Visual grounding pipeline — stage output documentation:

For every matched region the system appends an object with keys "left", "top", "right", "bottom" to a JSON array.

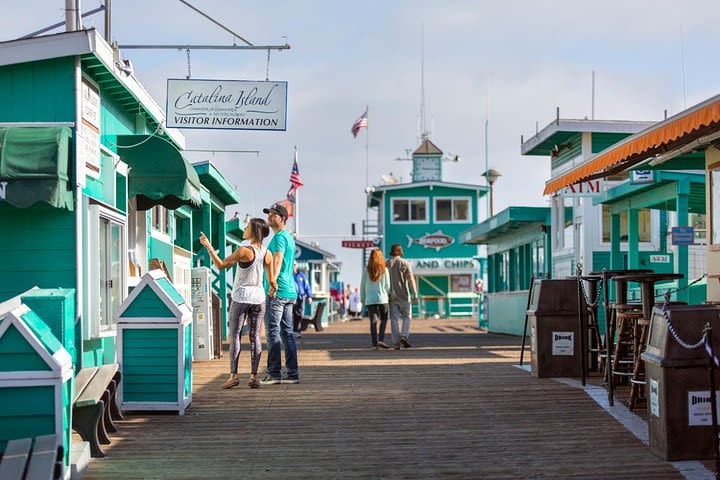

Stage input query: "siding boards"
[
  {"left": 0, "top": 324, "right": 52, "bottom": 371},
  {"left": 0, "top": 385, "right": 55, "bottom": 452},
  {"left": 0, "top": 57, "right": 75, "bottom": 122},
  {"left": 120, "top": 288, "right": 174, "bottom": 318},
  {"left": 0, "top": 204, "right": 76, "bottom": 302},
  {"left": 122, "top": 328, "right": 178, "bottom": 402}
]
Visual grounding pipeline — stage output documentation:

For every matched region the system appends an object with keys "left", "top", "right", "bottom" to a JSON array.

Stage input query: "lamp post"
[{"left": 482, "top": 168, "right": 501, "bottom": 218}]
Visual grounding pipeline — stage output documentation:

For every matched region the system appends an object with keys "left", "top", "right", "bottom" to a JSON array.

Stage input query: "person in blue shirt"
[
  {"left": 292, "top": 261, "right": 313, "bottom": 336},
  {"left": 260, "top": 203, "right": 300, "bottom": 385}
]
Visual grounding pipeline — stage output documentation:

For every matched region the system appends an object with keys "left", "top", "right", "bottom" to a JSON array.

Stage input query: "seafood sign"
[{"left": 406, "top": 231, "right": 455, "bottom": 251}]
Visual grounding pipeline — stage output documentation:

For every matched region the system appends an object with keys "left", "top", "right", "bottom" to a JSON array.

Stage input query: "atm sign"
[{"left": 559, "top": 180, "right": 605, "bottom": 197}]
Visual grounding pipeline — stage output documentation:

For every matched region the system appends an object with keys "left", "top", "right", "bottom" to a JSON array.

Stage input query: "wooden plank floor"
[{"left": 83, "top": 318, "right": 685, "bottom": 479}]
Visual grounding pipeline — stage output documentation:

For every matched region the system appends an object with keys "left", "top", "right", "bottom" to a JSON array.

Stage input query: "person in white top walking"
[{"left": 200, "top": 218, "right": 276, "bottom": 389}]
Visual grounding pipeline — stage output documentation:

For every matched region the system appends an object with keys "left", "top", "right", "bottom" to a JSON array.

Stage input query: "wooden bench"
[
  {"left": 300, "top": 302, "right": 325, "bottom": 332},
  {"left": 0, "top": 435, "right": 62, "bottom": 480},
  {"left": 71, "top": 363, "right": 123, "bottom": 458}
]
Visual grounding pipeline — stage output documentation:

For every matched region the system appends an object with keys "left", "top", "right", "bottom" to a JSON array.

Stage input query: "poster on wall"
[
  {"left": 166, "top": 79, "right": 288, "bottom": 131},
  {"left": 79, "top": 77, "right": 101, "bottom": 180}
]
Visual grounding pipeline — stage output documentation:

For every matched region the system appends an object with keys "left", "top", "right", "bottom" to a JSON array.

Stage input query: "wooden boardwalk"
[{"left": 83, "top": 318, "right": 689, "bottom": 479}]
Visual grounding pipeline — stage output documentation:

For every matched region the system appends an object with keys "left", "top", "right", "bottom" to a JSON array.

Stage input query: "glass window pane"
[
  {"left": 638, "top": 209, "right": 651, "bottom": 243},
  {"left": 410, "top": 200, "right": 426, "bottom": 221},
  {"left": 110, "top": 223, "right": 122, "bottom": 328},
  {"left": 393, "top": 200, "right": 409, "bottom": 221},
  {"left": 99, "top": 218, "right": 108, "bottom": 328},
  {"left": 713, "top": 170, "right": 720, "bottom": 244},
  {"left": 453, "top": 200, "right": 469, "bottom": 221},
  {"left": 436, "top": 199, "right": 452, "bottom": 221}
]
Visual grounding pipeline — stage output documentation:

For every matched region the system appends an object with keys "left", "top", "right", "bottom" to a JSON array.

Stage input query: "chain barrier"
[
  {"left": 661, "top": 292, "right": 706, "bottom": 350},
  {"left": 655, "top": 273, "right": 707, "bottom": 298},
  {"left": 577, "top": 263, "right": 603, "bottom": 308}
]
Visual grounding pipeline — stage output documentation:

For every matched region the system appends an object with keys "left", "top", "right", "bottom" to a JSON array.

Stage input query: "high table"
[{"left": 607, "top": 272, "right": 684, "bottom": 406}]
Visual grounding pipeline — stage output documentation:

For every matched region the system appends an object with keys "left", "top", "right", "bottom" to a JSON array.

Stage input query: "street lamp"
[{"left": 482, "top": 168, "right": 501, "bottom": 217}]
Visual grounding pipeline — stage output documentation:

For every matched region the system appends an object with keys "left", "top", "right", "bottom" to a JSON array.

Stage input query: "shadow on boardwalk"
[{"left": 83, "top": 318, "right": 683, "bottom": 480}]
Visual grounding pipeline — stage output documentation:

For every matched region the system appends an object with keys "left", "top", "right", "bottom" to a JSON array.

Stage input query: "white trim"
[
  {"left": 372, "top": 180, "right": 487, "bottom": 193},
  {"left": 0, "top": 371, "right": 66, "bottom": 381},
  {"left": 0, "top": 377, "right": 59, "bottom": 387},
  {"left": 0, "top": 308, "right": 72, "bottom": 374},
  {"left": 390, "top": 197, "right": 430, "bottom": 224},
  {"left": 120, "top": 401, "right": 183, "bottom": 411},
  {"left": 433, "top": 196, "right": 473, "bottom": 224}
]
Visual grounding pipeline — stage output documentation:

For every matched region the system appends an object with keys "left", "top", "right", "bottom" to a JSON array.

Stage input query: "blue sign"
[
  {"left": 671, "top": 226, "right": 695, "bottom": 246},
  {"left": 631, "top": 170, "right": 655, "bottom": 185}
]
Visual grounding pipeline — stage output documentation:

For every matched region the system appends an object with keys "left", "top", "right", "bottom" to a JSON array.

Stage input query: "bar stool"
[
  {"left": 628, "top": 300, "right": 689, "bottom": 409},
  {"left": 609, "top": 304, "right": 643, "bottom": 386}
]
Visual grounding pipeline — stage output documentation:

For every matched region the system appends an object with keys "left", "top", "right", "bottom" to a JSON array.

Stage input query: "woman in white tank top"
[{"left": 200, "top": 218, "right": 276, "bottom": 389}]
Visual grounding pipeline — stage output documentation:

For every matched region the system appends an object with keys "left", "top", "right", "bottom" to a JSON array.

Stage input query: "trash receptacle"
[
  {"left": 528, "top": 278, "right": 581, "bottom": 378},
  {"left": 21, "top": 288, "right": 77, "bottom": 369},
  {"left": 642, "top": 304, "right": 720, "bottom": 461},
  {"left": 117, "top": 270, "right": 193, "bottom": 415}
]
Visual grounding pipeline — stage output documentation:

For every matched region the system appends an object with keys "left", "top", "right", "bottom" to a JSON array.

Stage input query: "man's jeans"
[
  {"left": 265, "top": 296, "right": 299, "bottom": 378},
  {"left": 390, "top": 301, "right": 412, "bottom": 343}
]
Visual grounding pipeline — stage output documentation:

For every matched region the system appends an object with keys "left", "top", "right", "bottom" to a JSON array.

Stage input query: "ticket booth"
[{"left": 116, "top": 270, "right": 193, "bottom": 415}]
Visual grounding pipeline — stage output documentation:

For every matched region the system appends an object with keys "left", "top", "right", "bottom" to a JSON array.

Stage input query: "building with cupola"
[{"left": 367, "top": 138, "right": 487, "bottom": 318}]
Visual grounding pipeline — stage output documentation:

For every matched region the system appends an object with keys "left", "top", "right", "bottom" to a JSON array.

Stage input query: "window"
[
  {"left": 601, "top": 205, "right": 651, "bottom": 243},
  {"left": 391, "top": 198, "right": 428, "bottom": 223},
  {"left": 95, "top": 213, "right": 125, "bottom": 333},
  {"left": 711, "top": 164, "right": 720, "bottom": 246},
  {"left": 435, "top": 197, "right": 471, "bottom": 223},
  {"left": 552, "top": 196, "right": 573, "bottom": 250},
  {"left": 151, "top": 205, "right": 171, "bottom": 235},
  {"left": 690, "top": 213, "right": 706, "bottom": 242},
  {"left": 450, "top": 274, "right": 472, "bottom": 292}
]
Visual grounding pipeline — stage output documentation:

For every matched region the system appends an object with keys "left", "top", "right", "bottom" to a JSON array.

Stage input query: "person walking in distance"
[
  {"left": 360, "top": 248, "right": 391, "bottom": 349},
  {"left": 260, "top": 203, "right": 300, "bottom": 385},
  {"left": 386, "top": 244, "right": 418, "bottom": 349},
  {"left": 199, "top": 219, "right": 275, "bottom": 389},
  {"left": 292, "top": 261, "right": 312, "bottom": 336}
]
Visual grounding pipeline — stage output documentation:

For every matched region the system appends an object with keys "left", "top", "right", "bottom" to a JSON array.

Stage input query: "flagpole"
[{"left": 294, "top": 145, "right": 299, "bottom": 236}]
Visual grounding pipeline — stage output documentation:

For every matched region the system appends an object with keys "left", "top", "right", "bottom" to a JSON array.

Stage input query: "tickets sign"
[
  {"left": 341, "top": 240, "right": 377, "bottom": 249},
  {"left": 166, "top": 79, "right": 287, "bottom": 131}
]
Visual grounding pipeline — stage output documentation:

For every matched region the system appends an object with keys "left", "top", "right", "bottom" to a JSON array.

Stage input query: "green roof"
[
  {"left": 460, "top": 207, "right": 550, "bottom": 244},
  {"left": 593, "top": 171, "right": 706, "bottom": 214},
  {"left": 193, "top": 161, "right": 241, "bottom": 206},
  {"left": 521, "top": 119, "right": 656, "bottom": 156},
  {"left": 225, "top": 217, "right": 245, "bottom": 245}
]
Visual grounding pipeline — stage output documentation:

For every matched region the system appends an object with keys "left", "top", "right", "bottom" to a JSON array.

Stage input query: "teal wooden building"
[
  {"left": 116, "top": 270, "right": 193, "bottom": 414},
  {"left": 368, "top": 138, "right": 487, "bottom": 317},
  {"left": 461, "top": 207, "right": 552, "bottom": 335},
  {"left": 296, "top": 239, "right": 341, "bottom": 326},
  {"left": 0, "top": 298, "right": 74, "bottom": 469}
]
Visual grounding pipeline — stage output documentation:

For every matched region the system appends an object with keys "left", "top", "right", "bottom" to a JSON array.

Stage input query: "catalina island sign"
[{"left": 166, "top": 79, "right": 287, "bottom": 131}]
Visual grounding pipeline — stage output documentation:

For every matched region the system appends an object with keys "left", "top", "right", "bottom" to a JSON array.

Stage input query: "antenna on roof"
[
  {"left": 419, "top": 25, "right": 429, "bottom": 140},
  {"left": 591, "top": 70, "right": 595, "bottom": 120}
]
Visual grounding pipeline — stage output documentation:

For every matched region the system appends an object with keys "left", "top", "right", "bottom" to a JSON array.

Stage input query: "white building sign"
[
  {"left": 166, "top": 79, "right": 287, "bottom": 131},
  {"left": 559, "top": 179, "right": 604, "bottom": 197},
  {"left": 410, "top": 257, "right": 479, "bottom": 275},
  {"left": 79, "top": 77, "right": 101, "bottom": 180}
]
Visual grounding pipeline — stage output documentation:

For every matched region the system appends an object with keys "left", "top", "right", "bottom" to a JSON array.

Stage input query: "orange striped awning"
[{"left": 543, "top": 96, "right": 720, "bottom": 195}]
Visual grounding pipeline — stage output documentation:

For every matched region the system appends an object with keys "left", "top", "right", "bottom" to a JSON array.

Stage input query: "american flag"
[
  {"left": 351, "top": 107, "right": 368, "bottom": 138},
  {"left": 289, "top": 156, "right": 303, "bottom": 189}
]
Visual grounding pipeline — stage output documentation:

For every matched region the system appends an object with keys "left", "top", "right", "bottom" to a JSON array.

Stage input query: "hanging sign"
[
  {"left": 78, "top": 76, "right": 101, "bottom": 180},
  {"left": 411, "top": 257, "right": 478, "bottom": 275},
  {"left": 559, "top": 179, "right": 604, "bottom": 197},
  {"left": 341, "top": 240, "right": 378, "bottom": 249},
  {"left": 406, "top": 230, "right": 455, "bottom": 251},
  {"left": 166, "top": 79, "right": 287, "bottom": 131},
  {"left": 631, "top": 170, "right": 655, "bottom": 185},
  {"left": 671, "top": 226, "right": 695, "bottom": 246}
]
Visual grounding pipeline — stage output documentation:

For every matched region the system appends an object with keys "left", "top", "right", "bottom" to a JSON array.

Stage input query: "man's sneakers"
[
  {"left": 260, "top": 374, "right": 281, "bottom": 385},
  {"left": 400, "top": 336, "right": 412, "bottom": 348},
  {"left": 281, "top": 373, "right": 300, "bottom": 384},
  {"left": 377, "top": 341, "right": 391, "bottom": 349}
]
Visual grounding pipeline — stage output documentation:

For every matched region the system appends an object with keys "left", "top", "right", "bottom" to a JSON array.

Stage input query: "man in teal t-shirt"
[{"left": 260, "top": 203, "right": 299, "bottom": 384}]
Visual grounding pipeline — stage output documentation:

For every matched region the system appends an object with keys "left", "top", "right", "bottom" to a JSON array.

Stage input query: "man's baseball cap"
[{"left": 263, "top": 203, "right": 289, "bottom": 221}]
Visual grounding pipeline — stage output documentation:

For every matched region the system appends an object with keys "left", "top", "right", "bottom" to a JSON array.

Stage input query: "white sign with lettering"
[
  {"left": 650, "top": 379, "right": 660, "bottom": 417},
  {"left": 559, "top": 179, "right": 605, "bottom": 197},
  {"left": 688, "top": 391, "right": 720, "bottom": 426},
  {"left": 552, "top": 331, "right": 574, "bottom": 356},
  {"left": 650, "top": 254, "right": 671, "bottom": 264},
  {"left": 410, "top": 257, "right": 479, "bottom": 275},
  {"left": 79, "top": 77, "right": 101, "bottom": 180},
  {"left": 166, "top": 79, "right": 287, "bottom": 131}
]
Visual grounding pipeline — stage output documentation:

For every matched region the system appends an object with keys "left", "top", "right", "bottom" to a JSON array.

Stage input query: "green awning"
[
  {"left": 0, "top": 127, "right": 73, "bottom": 210},
  {"left": 116, "top": 135, "right": 202, "bottom": 210}
]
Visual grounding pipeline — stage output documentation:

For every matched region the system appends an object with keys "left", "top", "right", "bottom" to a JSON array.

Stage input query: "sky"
[{"left": 3, "top": 0, "right": 720, "bottom": 285}]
